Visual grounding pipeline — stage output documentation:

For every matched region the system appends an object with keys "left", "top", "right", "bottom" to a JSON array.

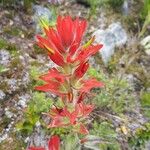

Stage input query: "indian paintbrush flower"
[{"left": 35, "top": 15, "right": 103, "bottom": 138}]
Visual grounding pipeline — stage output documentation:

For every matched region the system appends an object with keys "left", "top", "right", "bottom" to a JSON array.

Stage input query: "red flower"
[
  {"left": 36, "top": 16, "right": 87, "bottom": 66},
  {"left": 46, "top": 103, "right": 94, "bottom": 134},
  {"left": 36, "top": 16, "right": 102, "bottom": 67},
  {"left": 28, "top": 135, "right": 60, "bottom": 150},
  {"left": 35, "top": 15, "right": 104, "bottom": 138}
]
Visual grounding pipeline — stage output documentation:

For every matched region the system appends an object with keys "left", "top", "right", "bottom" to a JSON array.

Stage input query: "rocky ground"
[{"left": 0, "top": 0, "right": 150, "bottom": 150}]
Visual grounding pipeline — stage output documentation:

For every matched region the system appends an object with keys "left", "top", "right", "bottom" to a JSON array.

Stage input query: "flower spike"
[{"left": 35, "top": 15, "right": 104, "bottom": 142}]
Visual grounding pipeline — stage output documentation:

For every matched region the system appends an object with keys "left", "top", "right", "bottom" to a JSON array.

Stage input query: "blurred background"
[{"left": 0, "top": 0, "right": 150, "bottom": 150}]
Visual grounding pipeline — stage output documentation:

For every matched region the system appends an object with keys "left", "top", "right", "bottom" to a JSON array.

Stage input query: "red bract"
[
  {"left": 28, "top": 135, "right": 60, "bottom": 150},
  {"left": 35, "top": 68, "right": 68, "bottom": 96},
  {"left": 46, "top": 103, "right": 94, "bottom": 134},
  {"left": 74, "top": 62, "right": 89, "bottom": 79},
  {"left": 80, "top": 79, "right": 104, "bottom": 93},
  {"left": 74, "top": 44, "right": 103, "bottom": 64}
]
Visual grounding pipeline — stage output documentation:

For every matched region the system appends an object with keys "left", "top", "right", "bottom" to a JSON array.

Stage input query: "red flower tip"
[{"left": 48, "top": 135, "right": 60, "bottom": 150}]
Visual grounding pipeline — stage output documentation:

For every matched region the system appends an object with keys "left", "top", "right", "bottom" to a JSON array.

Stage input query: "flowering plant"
[{"left": 29, "top": 16, "right": 103, "bottom": 149}]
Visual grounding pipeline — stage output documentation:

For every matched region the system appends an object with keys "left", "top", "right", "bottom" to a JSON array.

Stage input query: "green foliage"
[
  {"left": 16, "top": 92, "right": 53, "bottom": 134},
  {"left": 0, "top": 38, "right": 8, "bottom": 49},
  {"left": 29, "top": 65, "right": 45, "bottom": 88},
  {"left": 106, "top": 0, "right": 124, "bottom": 9},
  {"left": 0, "top": 65, "right": 9, "bottom": 73},
  {"left": 49, "top": 127, "right": 69, "bottom": 138},
  {"left": 87, "top": 0, "right": 124, "bottom": 18},
  {"left": 140, "top": 92, "right": 150, "bottom": 118},
  {"left": 129, "top": 123, "right": 150, "bottom": 149},
  {"left": 87, "top": 0, "right": 102, "bottom": 18},
  {"left": 90, "top": 121, "right": 120, "bottom": 150},
  {"left": 141, "top": 0, "right": 150, "bottom": 19},
  {"left": 139, "top": 0, "right": 150, "bottom": 36},
  {"left": 88, "top": 67, "right": 133, "bottom": 114},
  {"left": 62, "top": 134, "right": 81, "bottom": 150}
]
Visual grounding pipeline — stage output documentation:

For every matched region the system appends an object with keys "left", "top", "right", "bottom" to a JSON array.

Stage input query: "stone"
[
  {"left": 108, "top": 22, "right": 127, "bottom": 47},
  {"left": 93, "top": 22, "right": 127, "bottom": 64},
  {"left": 48, "top": 0, "right": 64, "bottom": 4},
  {"left": 18, "top": 94, "right": 31, "bottom": 108},
  {"left": 7, "top": 78, "right": 18, "bottom": 92},
  {"left": 122, "top": 0, "right": 129, "bottom": 16},
  {"left": 5, "top": 108, "right": 14, "bottom": 118},
  {"left": 140, "top": 36, "right": 150, "bottom": 55},
  {"left": 33, "top": 5, "right": 52, "bottom": 34},
  {"left": 0, "top": 50, "right": 11, "bottom": 66},
  {"left": 0, "top": 90, "right": 6, "bottom": 100}
]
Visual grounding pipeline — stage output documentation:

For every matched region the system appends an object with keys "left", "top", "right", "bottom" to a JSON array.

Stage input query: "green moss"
[
  {"left": 3, "top": 26, "right": 22, "bottom": 37},
  {"left": 0, "top": 38, "right": 8, "bottom": 49},
  {"left": 0, "top": 65, "right": 9, "bottom": 73},
  {"left": 141, "top": 92, "right": 150, "bottom": 107},
  {"left": 0, "top": 81, "right": 9, "bottom": 93},
  {"left": 141, "top": 92, "right": 150, "bottom": 118},
  {"left": 0, "top": 38, "right": 18, "bottom": 56}
]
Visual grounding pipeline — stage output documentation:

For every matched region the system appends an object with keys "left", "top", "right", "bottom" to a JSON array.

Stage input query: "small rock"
[
  {"left": 0, "top": 90, "right": 6, "bottom": 100},
  {"left": 0, "top": 133, "right": 8, "bottom": 143},
  {"left": 22, "top": 71, "right": 30, "bottom": 87},
  {"left": 140, "top": 36, "right": 150, "bottom": 55},
  {"left": 7, "top": 78, "right": 18, "bottom": 92},
  {"left": 18, "top": 94, "right": 31, "bottom": 108},
  {"left": 48, "top": 0, "right": 64, "bottom": 4},
  {"left": 93, "top": 22, "right": 127, "bottom": 64},
  {"left": 33, "top": 5, "right": 52, "bottom": 34},
  {"left": 0, "top": 50, "right": 11, "bottom": 66},
  {"left": 5, "top": 108, "right": 13, "bottom": 118},
  {"left": 122, "top": 0, "right": 129, "bottom": 16},
  {"left": 109, "top": 23, "right": 127, "bottom": 47}
]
